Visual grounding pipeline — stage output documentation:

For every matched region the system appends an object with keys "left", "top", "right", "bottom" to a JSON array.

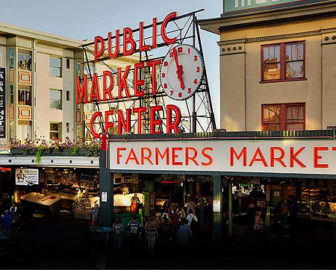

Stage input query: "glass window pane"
[
  {"left": 49, "top": 67, "right": 61, "bottom": 77},
  {"left": 263, "top": 105, "right": 281, "bottom": 123},
  {"left": 50, "top": 57, "right": 61, "bottom": 67},
  {"left": 263, "top": 123, "right": 281, "bottom": 131},
  {"left": 298, "top": 43, "right": 304, "bottom": 60},
  {"left": 263, "top": 63, "right": 280, "bottom": 80},
  {"left": 286, "top": 123, "right": 304, "bottom": 130},
  {"left": 286, "top": 61, "right": 304, "bottom": 79},
  {"left": 263, "top": 46, "right": 280, "bottom": 63}
]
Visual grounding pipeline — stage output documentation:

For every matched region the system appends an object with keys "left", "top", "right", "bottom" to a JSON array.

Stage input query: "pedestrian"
[
  {"left": 281, "top": 200, "right": 290, "bottom": 237},
  {"left": 144, "top": 216, "right": 158, "bottom": 256},
  {"left": 246, "top": 202, "right": 256, "bottom": 240},
  {"left": 9, "top": 203, "right": 17, "bottom": 216},
  {"left": 0, "top": 210, "right": 12, "bottom": 234},
  {"left": 185, "top": 197, "right": 197, "bottom": 215},
  {"left": 91, "top": 203, "right": 99, "bottom": 227},
  {"left": 112, "top": 217, "right": 124, "bottom": 254},
  {"left": 130, "top": 194, "right": 140, "bottom": 213},
  {"left": 127, "top": 214, "right": 141, "bottom": 253},
  {"left": 199, "top": 196, "right": 207, "bottom": 227},
  {"left": 176, "top": 204, "right": 186, "bottom": 222},
  {"left": 176, "top": 219, "right": 192, "bottom": 259},
  {"left": 253, "top": 208, "right": 264, "bottom": 245},
  {"left": 186, "top": 209, "right": 198, "bottom": 227}
]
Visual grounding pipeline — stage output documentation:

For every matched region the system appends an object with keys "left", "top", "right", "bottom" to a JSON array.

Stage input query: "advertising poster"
[
  {"left": 15, "top": 168, "right": 39, "bottom": 186},
  {"left": 0, "top": 68, "right": 5, "bottom": 138}
]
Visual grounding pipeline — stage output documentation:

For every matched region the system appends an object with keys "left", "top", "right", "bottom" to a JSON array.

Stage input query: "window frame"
[
  {"left": 261, "top": 103, "right": 306, "bottom": 131},
  {"left": 49, "top": 89, "right": 63, "bottom": 110},
  {"left": 49, "top": 122, "right": 62, "bottom": 140},
  {"left": 261, "top": 41, "right": 306, "bottom": 83},
  {"left": 49, "top": 56, "right": 62, "bottom": 78}
]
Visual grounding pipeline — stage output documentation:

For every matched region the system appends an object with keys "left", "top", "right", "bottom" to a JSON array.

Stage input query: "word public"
[{"left": 76, "top": 12, "right": 181, "bottom": 138}]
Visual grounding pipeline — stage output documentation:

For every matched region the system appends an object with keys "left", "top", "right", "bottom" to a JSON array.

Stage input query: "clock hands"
[{"left": 172, "top": 47, "right": 185, "bottom": 90}]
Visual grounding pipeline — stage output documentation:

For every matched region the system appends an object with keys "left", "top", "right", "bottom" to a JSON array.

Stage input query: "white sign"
[
  {"left": 213, "top": 200, "right": 221, "bottom": 213},
  {"left": 109, "top": 139, "right": 336, "bottom": 176},
  {"left": 102, "top": 192, "right": 108, "bottom": 203},
  {"left": 15, "top": 168, "right": 39, "bottom": 186}
]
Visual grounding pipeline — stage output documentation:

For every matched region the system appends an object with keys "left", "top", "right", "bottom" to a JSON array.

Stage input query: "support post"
[
  {"left": 99, "top": 136, "right": 113, "bottom": 227},
  {"left": 212, "top": 175, "right": 222, "bottom": 247},
  {"left": 228, "top": 181, "right": 232, "bottom": 237}
]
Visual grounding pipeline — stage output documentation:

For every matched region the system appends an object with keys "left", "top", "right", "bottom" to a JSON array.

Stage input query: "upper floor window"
[
  {"left": 18, "top": 84, "right": 32, "bottom": 106},
  {"left": 9, "top": 48, "right": 14, "bottom": 68},
  {"left": 49, "top": 89, "right": 62, "bottom": 110},
  {"left": 261, "top": 41, "right": 305, "bottom": 82},
  {"left": 84, "top": 63, "right": 94, "bottom": 77},
  {"left": 49, "top": 56, "right": 62, "bottom": 77},
  {"left": 18, "top": 49, "right": 32, "bottom": 71},
  {"left": 262, "top": 103, "right": 305, "bottom": 131}
]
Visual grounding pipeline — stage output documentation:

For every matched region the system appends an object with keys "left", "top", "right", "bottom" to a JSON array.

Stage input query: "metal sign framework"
[{"left": 80, "top": 9, "right": 216, "bottom": 139}]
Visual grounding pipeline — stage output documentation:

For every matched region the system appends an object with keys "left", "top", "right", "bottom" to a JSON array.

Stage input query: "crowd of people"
[{"left": 94, "top": 193, "right": 209, "bottom": 258}]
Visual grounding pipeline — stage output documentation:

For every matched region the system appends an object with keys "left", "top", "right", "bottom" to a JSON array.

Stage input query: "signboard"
[
  {"left": 213, "top": 200, "right": 221, "bottom": 212},
  {"left": 15, "top": 168, "right": 39, "bottom": 186},
  {"left": 0, "top": 68, "right": 5, "bottom": 138},
  {"left": 110, "top": 139, "right": 336, "bottom": 176},
  {"left": 101, "top": 192, "right": 108, "bottom": 202},
  {"left": 224, "top": 0, "right": 329, "bottom": 13}
]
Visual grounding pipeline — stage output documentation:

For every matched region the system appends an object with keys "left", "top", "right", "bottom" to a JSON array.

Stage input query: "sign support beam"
[{"left": 99, "top": 147, "right": 113, "bottom": 227}]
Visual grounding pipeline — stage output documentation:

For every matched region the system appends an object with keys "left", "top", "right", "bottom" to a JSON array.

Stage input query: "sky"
[{"left": 1, "top": 0, "right": 221, "bottom": 126}]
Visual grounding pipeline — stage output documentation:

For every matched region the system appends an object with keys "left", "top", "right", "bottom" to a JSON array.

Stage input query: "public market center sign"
[{"left": 109, "top": 138, "right": 336, "bottom": 176}]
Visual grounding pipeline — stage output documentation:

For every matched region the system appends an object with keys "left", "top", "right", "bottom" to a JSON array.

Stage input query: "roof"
[
  {"left": 198, "top": 0, "right": 336, "bottom": 35},
  {"left": 0, "top": 21, "right": 84, "bottom": 49}
]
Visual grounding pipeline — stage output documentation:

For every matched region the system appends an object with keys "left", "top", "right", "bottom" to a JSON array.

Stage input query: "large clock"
[{"left": 160, "top": 44, "right": 204, "bottom": 101}]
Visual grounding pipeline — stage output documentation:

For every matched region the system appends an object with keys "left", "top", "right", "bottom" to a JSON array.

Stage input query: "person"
[
  {"left": 281, "top": 200, "right": 290, "bottom": 237},
  {"left": 185, "top": 197, "right": 197, "bottom": 215},
  {"left": 176, "top": 219, "right": 192, "bottom": 258},
  {"left": 144, "top": 216, "right": 158, "bottom": 256},
  {"left": 127, "top": 214, "right": 141, "bottom": 251},
  {"left": 112, "top": 217, "right": 124, "bottom": 254},
  {"left": 246, "top": 202, "right": 256, "bottom": 240},
  {"left": 9, "top": 203, "right": 17, "bottom": 216},
  {"left": 176, "top": 204, "right": 186, "bottom": 222},
  {"left": 0, "top": 210, "right": 12, "bottom": 233},
  {"left": 91, "top": 204, "right": 99, "bottom": 226},
  {"left": 253, "top": 208, "right": 264, "bottom": 245},
  {"left": 198, "top": 196, "right": 208, "bottom": 227},
  {"left": 16, "top": 170, "right": 26, "bottom": 183},
  {"left": 130, "top": 193, "right": 140, "bottom": 213},
  {"left": 186, "top": 209, "right": 198, "bottom": 227}
]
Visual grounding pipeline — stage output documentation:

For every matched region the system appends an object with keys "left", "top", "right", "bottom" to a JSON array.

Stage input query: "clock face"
[{"left": 160, "top": 44, "right": 204, "bottom": 101}]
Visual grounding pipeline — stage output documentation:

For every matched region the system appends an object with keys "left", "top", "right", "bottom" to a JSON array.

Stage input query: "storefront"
[{"left": 98, "top": 129, "right": 336, "bottom": 245}]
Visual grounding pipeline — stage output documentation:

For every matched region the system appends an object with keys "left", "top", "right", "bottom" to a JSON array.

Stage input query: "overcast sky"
[{"left": 1, "top": 0, "right": 221, "bottom": 125}]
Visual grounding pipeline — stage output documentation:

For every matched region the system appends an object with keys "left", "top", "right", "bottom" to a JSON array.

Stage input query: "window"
[
  {"left": 9, "top": 48, "right": 14, "bottom": 68},
  {"left": 50, "top": 122, "right": 62, "bottom": 140},
  {"left": 66, "top": 122, "right": 70, "bottom": 133},
  {"left": 261, "top": 41, "right": 305, "bottom": 82},
  {"left": 66, "top": 58, "right": 70, "bottom": 69},
  {"left": 76, "top": 61, "right": 81, "bottom": 77},
  {"left": 10, "top": 85, "right": 14, "bottom": 104},
  {"left": 49, "top": 89, "right": 62, "bottom": 109},
  {"left": 66, "top": 91, "right": 70, "bottom": 101},
  {"left": 18, "top": 49, "right": 32, "bottom": 71},
  {"left": 18, "top": 85, "right": 32, "bottom": 106},
  {"left": 49, "top": 56, "right": 62, "bottom": 77},
  {"left": 262, "top": 103, "right": 305, "bottom": 131}
]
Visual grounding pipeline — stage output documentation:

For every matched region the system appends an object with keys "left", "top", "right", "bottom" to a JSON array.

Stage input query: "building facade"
[{"left": 199, "top": 0, "right": 336, "bottom": 132}]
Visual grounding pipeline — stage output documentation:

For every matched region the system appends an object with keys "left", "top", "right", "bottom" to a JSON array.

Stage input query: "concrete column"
[
  {"left": 213, "top": 175, "right": 222, "bottom": 247},
  {"left": 99, "top": 149, "right": 113, "bottom": 227}
]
